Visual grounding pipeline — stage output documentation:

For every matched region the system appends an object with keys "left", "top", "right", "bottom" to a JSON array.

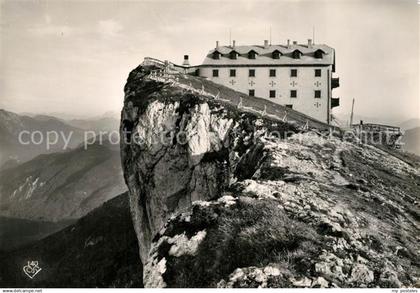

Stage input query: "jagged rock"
[
  {"left": 120, "top": 64, "right": 420, "bottom": 288},
  {"left": 290, "top": 276, "right": 312, "bottom": 287},
  {"left": 314, "top": 252, "right": 347, "bottom": 281},
  {"left": 221, "top": 267, "right": 268, "bottom": 288},
  {"left": 167, "top": 230, "right": 207, "bottom": 257},
  {"left": 122, "top": 98, "right": 234, "bottom": 262},
  {"left": 120, "top": 66, "right": 298, "bottom": 263},
  {"left": 143, "top": 256, "right": 166, "bottom": 288},
  {"left": 379, "top": 270, "right": 402, "bottom": 288},
  {"left": 349, "top": 264, "right": 374, "bottom": 286},
  {"left": 312, "top": 276, "right": 330, "bottom": 288},
  {"left": 218, "top": 266, "right": 286, "bottom": 288}
]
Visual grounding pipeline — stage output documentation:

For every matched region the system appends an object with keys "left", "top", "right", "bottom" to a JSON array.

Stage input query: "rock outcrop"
[{"left": 121, "top": 64, "right": 420, "bottom": 288}]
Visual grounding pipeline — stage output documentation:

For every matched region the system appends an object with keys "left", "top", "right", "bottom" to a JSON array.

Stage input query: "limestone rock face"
[
  {"left": 121, "top": 65, "right": 420, "bottom": 288},
  {"left": 120, "top": 65, "right": 296, "bottom": 264}
]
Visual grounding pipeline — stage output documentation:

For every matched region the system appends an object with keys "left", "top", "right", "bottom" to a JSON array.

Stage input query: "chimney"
[
  {"left": 264, "top": 39, "right": 269, "bottom": 48},
  {"left": 308, "top": 39, "right": 313, "bottom": 48},
  {"left": 216, "top": 41, "right": 219, "bottom": 48},
  {"left": 287, "top": 39, "right": 290, "bottom": 48},
  {"left": 293, "top": 41, "right": 297, "bottom": 45},
  {"left": 232, "top": 40, "right": 236, "bottom": 48},
  {"left": 182, "top": 55, "right": 190, "bottom": 66}
]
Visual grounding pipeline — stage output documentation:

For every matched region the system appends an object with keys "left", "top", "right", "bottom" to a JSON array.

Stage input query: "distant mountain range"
[
  {"left": 0, "top": 141, "right": 126, "bottom": 222},
  {"left": 334, "top": 113, "right": 420, "bottom": 129},
  {"left": 0, "top": 109, "right": 121, "bottom": 169},
  {"left": 0, "top": 109, "right": 126, "bottom": 251},
  {"left": 65, "top": 116, "right": 120, "bottom": 133},
  {"left": 333, "top": 112, "right": 419, "bottom": 156},
  {"left": 19, "top": 111, "right": 120, "bottom": 122},
  {"left": 0, "top": 193, "right": 143, "bottom": 288},
  {"left": 401, "top": 127, "right": 420, "bottom": 156},
  {"left": 333, "top": 113, "right": 397, "bottom": 128},
  {"left": 0, "top": 109, "right": 85, "bottom": 167},
  {"left": 399, "top": 118, "right": 420, "bottom": 130},
  {"left": 397, "top": 119, "right": 419, "bottom": 156}
]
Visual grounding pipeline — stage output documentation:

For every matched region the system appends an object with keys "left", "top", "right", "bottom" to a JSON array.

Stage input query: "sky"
[{"left": 0, "top": 0, "right": 419, "bottom": 123}]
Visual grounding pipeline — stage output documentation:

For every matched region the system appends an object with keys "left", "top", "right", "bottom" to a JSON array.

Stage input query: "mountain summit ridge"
[{"left": 120, "top": 64, "right": 420, "bottom": 288}]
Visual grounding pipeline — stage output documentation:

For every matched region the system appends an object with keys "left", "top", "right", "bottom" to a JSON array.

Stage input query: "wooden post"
[
  {"left": 261, "top": 105, "right": 267, "bottom": 117},
  {"left": 282, "top": 112, "right": 288, "bottom": 122},
  {"left": 237, "top": 97, "right": 243, "bottom": 109}
]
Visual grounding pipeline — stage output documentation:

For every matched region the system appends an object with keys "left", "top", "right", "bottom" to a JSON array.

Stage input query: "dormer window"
[
  {"left": 272, "top": 50, "right": 281, "bottom": 59},
  {"left": 314, "top": 49, "right": 324, "bottom": 59},
  {"left": 292, "top": 50, "right": 302, "bottom": 59},
  {"left": 212, "top": 51, "right": 221, "bottom": 60},
  {"left": 229, "top": 51, "right": 239, "bottom": 60},
  {"left": 248, "top": 50, "right": 257, "bottom": 59}
]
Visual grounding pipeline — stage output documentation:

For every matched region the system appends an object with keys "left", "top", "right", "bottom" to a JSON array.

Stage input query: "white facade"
[{"left": 198, "top": 40, "right": 339, "bottom": 124}]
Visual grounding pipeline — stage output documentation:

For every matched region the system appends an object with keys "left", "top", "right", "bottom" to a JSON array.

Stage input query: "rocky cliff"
[{"left": 120, "top": 64, "right": 420, "bottom": 288}]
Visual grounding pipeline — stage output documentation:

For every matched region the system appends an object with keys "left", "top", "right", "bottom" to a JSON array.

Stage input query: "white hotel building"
[{"left": 197, "top": 39, "right": 340, "bottom": 124}]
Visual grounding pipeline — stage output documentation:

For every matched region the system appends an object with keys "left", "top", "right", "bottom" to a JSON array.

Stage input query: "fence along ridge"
[{"left": 147, "top": 67, "right": 330, "bottom": 130}]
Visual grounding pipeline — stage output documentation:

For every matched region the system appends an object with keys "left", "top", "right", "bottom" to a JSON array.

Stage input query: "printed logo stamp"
[{"left": 23, "top": 261, "right": 42, "bottom": 279}]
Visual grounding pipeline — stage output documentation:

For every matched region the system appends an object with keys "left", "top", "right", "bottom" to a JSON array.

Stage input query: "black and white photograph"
[{"left": 0, "top": 0, "right": 419, "bottom": 290}]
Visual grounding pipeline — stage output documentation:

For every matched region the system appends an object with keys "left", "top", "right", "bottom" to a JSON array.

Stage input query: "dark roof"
[{"left": 201, "top": 43, "right": 335, "bottom": 66}]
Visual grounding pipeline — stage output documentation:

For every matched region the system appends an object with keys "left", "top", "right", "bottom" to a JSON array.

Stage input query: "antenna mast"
[
  {"left": 269, "top": 26, "right": 272, "bottom": 45},
  {"left": 313, "top": 25, "right": 315, "bottom": 44},
  {"left": 349, "top": 98, "right": 355, "bottom": 127},
  {"left": 229, "top": 28, "right": 232, "bottom": 47}
]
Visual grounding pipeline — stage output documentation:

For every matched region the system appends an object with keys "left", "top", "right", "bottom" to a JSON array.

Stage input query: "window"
[
  {"left": 315, "top": 69, "right": 321, "bottom": 77},
  {"left": 249, "top": 69, "right": 255, "bottom": 77},
  {"left": 290, "top": 69, "right": 297, "bottom": 77},
  {"left": 212, "top": 69, "right": 219, "bottom": 77},
  {"left": 212, "top": 51, "right": 220, "bottom": 60},
  {"left": 229, "top": 51, "right": 238, "bottom": 59},
  {"left": 292, "top": 50, "right": 301, "bottom": 59},
  {"left": 285, "top": 104, "right": 293, "bottom": 109},
  {"left": 272, "top": 51, "right": 280, "bottom": 59},
  {"left": 314, "top": 90, "right": 321, "bottom": 98},
  {"left": 248, "top": 51, "right": 257, "bottom": 59},
  {"left": 269, "top": 90, "right": 276, "bottom": 98},
  {"left": 314, "top": 50, "right": 324, "bottom": 59},
  {"left": 290, "top": 90, "right": 297, "bottom": 98},
  {"left": 249, "top": 89, "right": 255, "bottom": 97},
  {"left": 269, "top": 69, "right": 276, "bottom": 77},
  {"left": 230, "top": 69, "right": 236, "bottom": 77}
]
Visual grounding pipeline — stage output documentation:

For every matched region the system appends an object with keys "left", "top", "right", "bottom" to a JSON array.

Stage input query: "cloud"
[
  {"left": 28, "top": 19, "right": 123, "bottom": 39},
  {"left": 97, "top": 19, "right": 123, "bottom": 37},
  {"left": 44, "top": 14, "right": 51, "bottom": 25},
  {"left": 28, "top": 25, "right": 75, "bottom": 37}
]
